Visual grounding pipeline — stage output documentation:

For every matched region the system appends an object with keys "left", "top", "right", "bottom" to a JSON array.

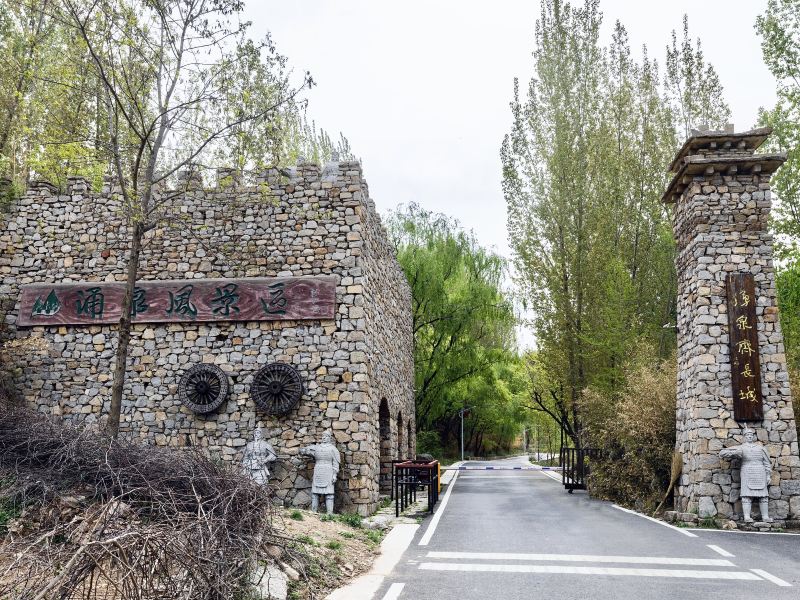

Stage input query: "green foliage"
[
  {"left": 757, "top": 0, "right": 800, "bottom": 259},
  {"left": 289, "top": 509, "right": 304, "bottom": 521},
  {"left": 336, "top": 512, "right": 363, "bottom": 529},
  {"left": 0, "top": 1, "right": 107, "bottom": 189},
  {"left": 363, "top": 529, "right": 383, "bottom": 545},
  {"left": 325, "top": 540, "right": 342, "bottom": 550},
  {"left": 388, "top": 204, "right": 529, "bottom": 456},
  {"left": 296, "top": 534, "right": 317, "bottom": 546},
  {"left": 665, "top": 15, "right": 732, "bottom": 138},
  {"left": 582, "top": 346, "right": 677, "bottom": 510},
  {"left": 0, "top": 494, "right": 21, "bottom": 536},
  {"left": 415, "top": 430, "right": 445, "bottom": 457},
  {"left": 777, "top": 262, "right": 800, "bottom": 372},
  {"left": 502, "top": 1, "right": 729, "bottom": 444}
]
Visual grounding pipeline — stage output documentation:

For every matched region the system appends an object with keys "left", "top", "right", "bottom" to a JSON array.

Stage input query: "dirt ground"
[{"left": 273, "top": 508, "right": 386, "bottom": 599}]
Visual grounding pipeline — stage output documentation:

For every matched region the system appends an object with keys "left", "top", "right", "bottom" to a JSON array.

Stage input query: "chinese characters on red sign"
[
  {"left": 18, "top": 277, "right": 336, "bottom": 326},
  {"left": 726, "top": 273, "right": 763, "bottom": 421}
]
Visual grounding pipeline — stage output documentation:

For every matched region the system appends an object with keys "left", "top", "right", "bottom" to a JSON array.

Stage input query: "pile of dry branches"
[{"left": 0, "top": 405, "right": 282, "bottom": 599}]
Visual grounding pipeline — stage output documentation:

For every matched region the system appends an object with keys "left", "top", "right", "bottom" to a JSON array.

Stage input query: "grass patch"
[
  {"left": 699, "top": 517, "right": 719, "bottom": 529},
  {"left": 363, "top": 529, "right": 383, "bottom": 545},
  {"left": 289, "top": 509, "right": 304, "bottom": 521},
  {"left": 325, "top": 540, "right": 342, "bottom": 550},
  {"left": 321, "top": 513, "right": 336, "bottom": 522},
  {"left": 296, "top": 534, "right": 318, "bottom": 546},
  {"left": 339, "top": 531, "right": 355, "bottom": 539},
  {"left": 0, "top": 496, "right": 21, "bottom": 536},
  {"left": 336, "top": 512, "right": 362, "bottom": 528}
]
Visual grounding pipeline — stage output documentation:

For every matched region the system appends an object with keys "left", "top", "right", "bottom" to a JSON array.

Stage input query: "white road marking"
[
  {"left": 707, "top": 544, "right": 735, "bottom": 558},
  {"left": 426, "top": 551, "right": 734, "bottom": 567},
  {"left": 325, "top": 524, "right": 418, "bottom": 600},
  {"left": 458, "top": 475, "right": 539, "bottom": 479},
  {"left": 418, "top": 563, "right": 762, "bottom": 581},
  {"left": 612, "top": 504, "right": 698, "bottom": 538},
  {"left": 694, "top": 527, "right": 800, "bottom": 536},
  {"left": 750, "top": 569, "right": 792, "bottom": 587},
  {"left": 381, "top": 582, "right": 406, "bottom": 599},
  {"left": 418, "top": 470, "right": 458, "bottom": 546},
  {"left": 541, "top": 470, "right": 563, "bottom": 483}
]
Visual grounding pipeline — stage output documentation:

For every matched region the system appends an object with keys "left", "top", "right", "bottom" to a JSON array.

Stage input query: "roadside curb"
[{"left": 325, "top": 523, "right": 419, "bottom": 600}]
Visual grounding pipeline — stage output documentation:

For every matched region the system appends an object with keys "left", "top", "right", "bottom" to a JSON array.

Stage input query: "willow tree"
[
  {"left": 56, "top": 0, "right": 311, "bottom": 436},
  {"left": 387, "top": 203, "right": 517, "bottom": 450}
]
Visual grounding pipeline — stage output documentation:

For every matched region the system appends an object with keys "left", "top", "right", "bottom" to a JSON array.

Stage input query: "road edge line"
[
  {"left": 693, "top": 527, "right": 800, "bottom": 536},
  {"left": 419, "top": 470, "right": 459, "bottom": 546},
  {"left": 611, "top": 504, "right": 698, "bottom": 538}
]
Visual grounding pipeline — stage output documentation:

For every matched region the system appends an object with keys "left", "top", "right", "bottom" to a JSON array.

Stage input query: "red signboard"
[
  {"left": 726, "top": 273, "right": 764, "bottom": 421},
  {"left": 17, "top": 277, "right": 336, "bottom": 326}
]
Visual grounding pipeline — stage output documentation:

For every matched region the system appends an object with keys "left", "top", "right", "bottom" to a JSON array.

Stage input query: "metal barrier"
[
  {"left": 393, "top": 459, "right": 440, "bottom": 517},
  {"left": 559, "top": 447, "right": 601, "bottom": 492}
]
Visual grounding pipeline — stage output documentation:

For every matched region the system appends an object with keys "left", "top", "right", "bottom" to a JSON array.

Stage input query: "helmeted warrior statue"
[
  {"left": 242, "top": 428, "right": 277, "bottom": 486},
  {"left": 720, "top": 428, "right": 773, "bottom": 523},
  {"left": 300, "top": 431, "right": 340, "bottom": 513}
]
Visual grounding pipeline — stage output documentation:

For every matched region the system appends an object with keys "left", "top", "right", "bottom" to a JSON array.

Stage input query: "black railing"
[
  {"left": 560, "top": 447, "right": 601, "bottom": 492},
  {"left": 393, "top": 460, "right": 440, "bottom": 517}
]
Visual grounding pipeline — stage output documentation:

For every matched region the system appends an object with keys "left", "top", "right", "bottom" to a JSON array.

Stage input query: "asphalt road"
[{"left": 374, "top": 455, "right": 800, "bottom": 600}]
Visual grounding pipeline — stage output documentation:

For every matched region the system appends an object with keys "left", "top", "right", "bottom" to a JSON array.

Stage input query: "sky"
[{"left": 245, "top": 0, "right": 778, "bottom": 346}]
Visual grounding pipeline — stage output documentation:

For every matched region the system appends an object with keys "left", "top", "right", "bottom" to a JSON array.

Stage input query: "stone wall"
[
  {"left": 665, "top": 128, "right": 800, "bottom": 526},
  {"left": 0, "top": 159, "right": 415, "bottom": 515}
]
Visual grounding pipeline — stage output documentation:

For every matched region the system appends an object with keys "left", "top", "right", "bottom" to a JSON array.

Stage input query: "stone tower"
[{"left": 664, "top": 127, "right": 800, "bottom": 525}]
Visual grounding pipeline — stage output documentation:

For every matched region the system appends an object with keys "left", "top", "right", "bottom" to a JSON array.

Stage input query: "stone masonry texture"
[
  {"left": 667, "top": 129, "right": 800, "bottom": 524},
  {"left": 0, "top": 158, "right": 415, "bottom": 515}
]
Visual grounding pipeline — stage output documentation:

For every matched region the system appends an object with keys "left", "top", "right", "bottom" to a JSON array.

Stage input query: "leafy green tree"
[
  {"left": 756, "top": 0, "right": 800, "bottom": 258},
  {"left": 502, "top": 1, "right": 729, "bottom": 446},
  {"left": 388, "top": 203, "right": 523, "bottom": 454},
  {"left": 0, "top": 0, "right": 104, "bottom": 194},
  {"left": 51, "top": 0, "right": 311, "bottom": 436},
  {"left": 665, "top": 15, "right": 732, "bottom": 138}
]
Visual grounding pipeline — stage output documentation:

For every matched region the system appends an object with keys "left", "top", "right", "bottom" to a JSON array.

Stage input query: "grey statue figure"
[
  {"left": 720, "top": 428, "right": 773, "bottom": 523},
  {"left": 300, "top": 431, "right": 340, "bottom": 514},
  {"left": 242, "top": 428, "right": 277, "bottom": 486}
]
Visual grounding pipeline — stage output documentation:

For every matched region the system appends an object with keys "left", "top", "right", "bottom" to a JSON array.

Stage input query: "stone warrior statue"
[
  {"left": 720, "top": 428, "right": 773, "bottom": 523},
  {"left": 300, "top": 432, "right": 340, "bottom": 513},
  {"left": 242, "top": 428, "right": 277, "bottom": 486}
]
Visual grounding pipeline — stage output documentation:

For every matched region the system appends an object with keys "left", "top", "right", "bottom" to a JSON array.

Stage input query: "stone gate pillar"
[{"left": 664, "top": 127, "right": 800, "bottom": 526}]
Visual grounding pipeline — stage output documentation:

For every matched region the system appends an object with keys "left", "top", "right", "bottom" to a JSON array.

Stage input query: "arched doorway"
[
  {"left": 397, "top": 412, "right": 404, "bottom": 460},
  {"left": 407, "top": 421, "right": 413, "bottom": 459},
  {"left": 379, "top": 398, "right": 391, "bottom": 492}
]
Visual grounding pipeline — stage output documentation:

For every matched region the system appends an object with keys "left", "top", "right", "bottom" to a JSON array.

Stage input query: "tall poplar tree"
[{"left": 502, "top": 1, "right": 730, "bottom": 444}]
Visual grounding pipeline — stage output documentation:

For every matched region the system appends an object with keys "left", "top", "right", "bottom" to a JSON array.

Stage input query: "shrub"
[
  {"left": 582, "top": 346, "right": 676, "bottom": 511},
  {"left": 415, "top": 430, "right": 443, "bottom": 458},
  {"left": 0, "top": 404, "right": 280, "bottom": 599}
]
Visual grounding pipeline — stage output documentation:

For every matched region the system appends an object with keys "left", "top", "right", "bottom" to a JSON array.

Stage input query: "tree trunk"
[{"left": 107, "top": 223, "right": 143, "bottom": 437}]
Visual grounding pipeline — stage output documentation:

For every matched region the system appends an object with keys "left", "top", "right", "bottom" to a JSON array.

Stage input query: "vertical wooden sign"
[{"left": 726, "top": 273, "right": 764, "bottom": 421}]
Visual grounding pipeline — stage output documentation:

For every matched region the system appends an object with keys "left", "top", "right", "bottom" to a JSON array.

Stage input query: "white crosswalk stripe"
[
  {"left": 419, "top": 562, "right": 764, "bottom": 580},
  {"left": 426, "top": 551, "right": 735, "bottom": 567}
]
